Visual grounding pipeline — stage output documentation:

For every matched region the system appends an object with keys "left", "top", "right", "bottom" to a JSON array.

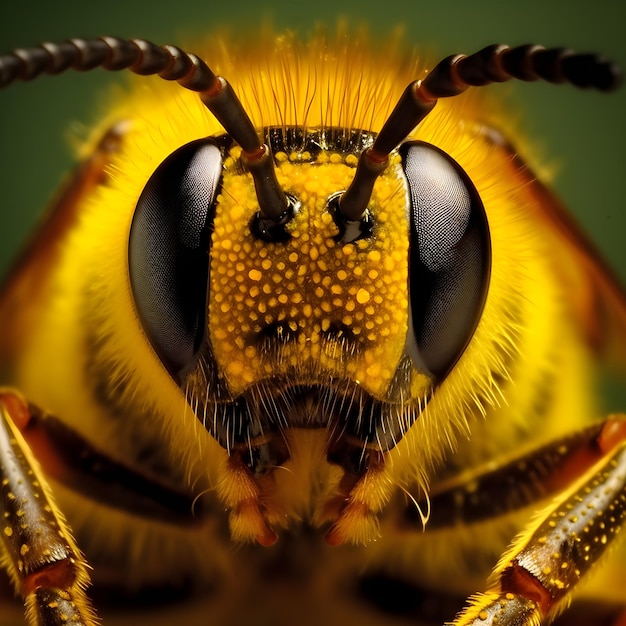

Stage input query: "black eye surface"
[
  {"left": 129, "top": 139, "right": 222, "bottom": 380},
  {"left": 401, "top": 141, "right": 491, "bottom": 380}
]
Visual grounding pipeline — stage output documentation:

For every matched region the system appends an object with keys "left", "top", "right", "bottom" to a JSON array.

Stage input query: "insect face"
[{"left": 0, "top": 29, "right": 624, "bottom": 626}]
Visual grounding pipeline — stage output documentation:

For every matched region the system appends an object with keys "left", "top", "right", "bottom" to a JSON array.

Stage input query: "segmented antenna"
[
  {"left": 0, "top": 38, "right": 621, "bottom": 233},
  {"left": 0, "top": 37, "right": 290, "bottom": 223},
  {"left": 338, "top": 43, "right": 622, "bottom": 222}
]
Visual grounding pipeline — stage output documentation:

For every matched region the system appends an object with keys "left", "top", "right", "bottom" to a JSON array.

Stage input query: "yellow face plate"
[{"left": 209, "top": 146, "right": 410, "bottom": 399}]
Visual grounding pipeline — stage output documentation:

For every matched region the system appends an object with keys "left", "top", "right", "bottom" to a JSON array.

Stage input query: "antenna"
[
  {"left": 0, "top": 37, "right": 290, "bottom": 223},
  {"left": 1, "top": 38, "right": 620, "bottom": 239},
  {"left": 337, "top": 43, "right": 622, "bottom": 223}
]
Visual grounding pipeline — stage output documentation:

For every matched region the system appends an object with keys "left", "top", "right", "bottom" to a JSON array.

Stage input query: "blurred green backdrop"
[{"left": 0, "top": 0, "right": 624, "bottom": 403}]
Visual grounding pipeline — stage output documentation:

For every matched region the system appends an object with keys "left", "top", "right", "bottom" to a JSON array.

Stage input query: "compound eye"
[
  {"left": 401, "top": 141, "right": 491, "bottom": 380},
  {"left": 129, "top": 139, "right": 222, "bottom": 380}
]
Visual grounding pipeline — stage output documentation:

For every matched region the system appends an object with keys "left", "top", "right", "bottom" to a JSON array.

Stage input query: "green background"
[{"left": 0, "top": 0, "right": 625, "bottom": 406}]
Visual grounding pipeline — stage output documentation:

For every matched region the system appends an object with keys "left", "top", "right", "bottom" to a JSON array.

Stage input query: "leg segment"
[
  {"left": 448, "top": 415, "right": 626, "bottom": 625},
  {"left": 405, "top": 417, "right": 626, "bottom": 529},
  {"left": 0, "top": 391, "right": 97, "bottom": 626}
]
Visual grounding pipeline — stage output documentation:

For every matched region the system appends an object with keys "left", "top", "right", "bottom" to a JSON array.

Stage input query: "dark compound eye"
[
  {"left": 401, "top": 141, "right": 491, "bottom": 380},
  {"left": 129, "top": 139, "right": 222, "bottom": 380}
]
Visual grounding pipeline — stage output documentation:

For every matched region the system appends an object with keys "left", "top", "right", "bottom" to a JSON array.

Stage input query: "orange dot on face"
[
  {"left": 248, "top": 269, "right": 262, "bottom": 281},
  {"left": 356, "top": 288, "right": 371, "bottom": 304}
]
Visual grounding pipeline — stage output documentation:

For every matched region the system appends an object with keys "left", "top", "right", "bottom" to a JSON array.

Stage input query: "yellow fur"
[{"left": 0, "top": 26, "right": 623, "bottom": 626}]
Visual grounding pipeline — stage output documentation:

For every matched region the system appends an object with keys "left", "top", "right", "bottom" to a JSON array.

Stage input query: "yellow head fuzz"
[
  {"left": 66, "top": 28, "right": 523, "bottom": 532},
  {"left": 209, "top": 148, "right": 409, "bottom": 398}
]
